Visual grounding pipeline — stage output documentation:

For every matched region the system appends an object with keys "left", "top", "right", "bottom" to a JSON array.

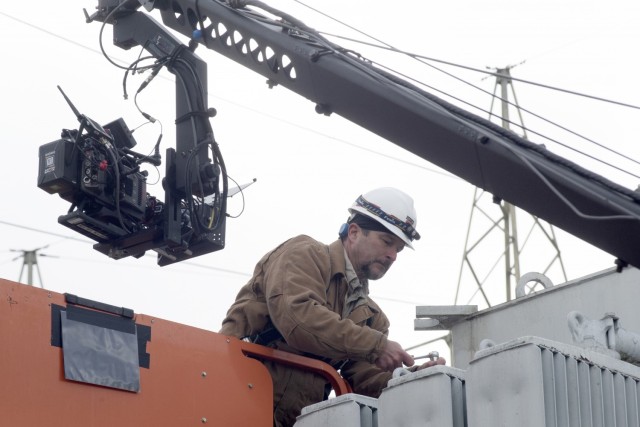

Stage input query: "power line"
[
  {"left": 0, "top": 10, "right": 105, "bottom": 58},
  {"left": 0, "top": 220, "right": 250, "bottom": 277},
  {"left": 0, "top": 220, "right": 89, "bottom": 243},
  {"left": 350, "top": 34, "right": 640, "bottom": 110},
  {"left": 296, "top": 5, "right": 640, "bottom": 112},
  {"left": 293, "top": 1, "right": 640, "bottom": 181}
]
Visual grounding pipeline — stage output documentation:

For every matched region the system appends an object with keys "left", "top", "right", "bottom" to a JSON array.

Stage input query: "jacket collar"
[
  {"left": 328, "top": 239, "right": 381, "bottom": 318},
  {"left": 328, "top": 239, "right": 348, "bottom": 279}
]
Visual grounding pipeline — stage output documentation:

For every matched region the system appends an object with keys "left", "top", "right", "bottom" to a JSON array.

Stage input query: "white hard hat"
[{"left": 348, "top": 187, "right": 421, "bottom": 249}]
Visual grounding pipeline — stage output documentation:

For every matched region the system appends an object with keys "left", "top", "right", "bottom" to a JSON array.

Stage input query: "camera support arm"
[
  {"left": 137, "top": 0, "right": 640, "bottom": 268},
  {"left": 108, "top": 11, "right": 212, "bottom": 196},
  {"left": 79, "top": 0, "right": 640, "bottom": 267},
  {"left": 74, "top": 3, "right": 227, "bottom": 264},
  {"left": 109, "top": 11, "right": 216, "bottom": 250}
]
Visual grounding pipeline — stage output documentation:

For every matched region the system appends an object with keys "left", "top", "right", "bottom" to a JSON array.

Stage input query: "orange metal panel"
[{"left": 0, "top": 279, "right": 273, "bottom": 426}]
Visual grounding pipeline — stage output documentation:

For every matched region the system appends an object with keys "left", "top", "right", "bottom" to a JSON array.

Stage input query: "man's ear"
[{"left": 347, "top": 222, "right": 362, "bottom": 240}]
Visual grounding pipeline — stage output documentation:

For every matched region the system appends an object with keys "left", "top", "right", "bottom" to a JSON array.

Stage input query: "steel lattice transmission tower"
[
  {"left": 10, "top": 245, "right": 56, "bottom": 288},
  {"left": 454, "top": 66, "right": 567, "bottom": 308}
]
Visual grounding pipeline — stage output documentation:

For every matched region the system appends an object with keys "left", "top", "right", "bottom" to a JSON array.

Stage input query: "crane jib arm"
[{"left": 98, "top": 0, "right": 640, "bottom": 267}]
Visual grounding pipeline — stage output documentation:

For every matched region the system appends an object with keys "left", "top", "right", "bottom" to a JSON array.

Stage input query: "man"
[{"left": 220, "top": 187, "right": 445, "bottom": 426}]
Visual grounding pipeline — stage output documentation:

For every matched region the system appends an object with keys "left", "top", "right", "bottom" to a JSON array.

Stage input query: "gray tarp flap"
[{"left": 60, "top": 311, "right": 140, "bottom": 392}]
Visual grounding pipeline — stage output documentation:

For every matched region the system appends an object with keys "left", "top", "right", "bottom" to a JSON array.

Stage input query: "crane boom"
[{"left": 92, "top": 0, "right": 640, "bottom": 268}]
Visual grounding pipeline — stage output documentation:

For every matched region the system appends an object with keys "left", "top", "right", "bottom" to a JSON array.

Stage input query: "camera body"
[
  {"left": 37, "top": 114, "right": 226, "bottom": 265},
  {"left": 38, "top": 119, "right": 156, "bottom": 244},
  {"left": 39, "top": 82, "right": 227, "bottom": 265}
]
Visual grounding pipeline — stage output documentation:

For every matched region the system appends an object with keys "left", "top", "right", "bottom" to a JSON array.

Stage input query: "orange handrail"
[{"left": 238, "top": 339, "right": 353, "bottom": 395}]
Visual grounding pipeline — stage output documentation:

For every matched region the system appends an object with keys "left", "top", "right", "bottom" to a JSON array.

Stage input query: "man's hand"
[
  {"left": 415, "top": 356, "right": 447, "bottom": 370},
  {"left": 375, "top": 339, "right": 415, "bottom": 371}
]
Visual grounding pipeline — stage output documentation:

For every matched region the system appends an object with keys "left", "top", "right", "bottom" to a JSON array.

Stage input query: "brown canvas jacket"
[{"left": 220, "top": 235, "right": 393, "bottom": 426}]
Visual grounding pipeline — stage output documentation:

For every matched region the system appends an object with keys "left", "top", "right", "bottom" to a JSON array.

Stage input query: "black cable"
[
  {"left": 168, "top": 54, "right": 228, "bottom": 234},
  {"left": 110, "top": 159, "right": 126, "bottom": 232},
  {"left": 497, "top": 139, "right": 640, "bottom": 221},
  {"left": 122, "top": 54, "right": 157, "bottom": 100},
  {"left": 228, "top": 0, "right": 319, "bottom": 34},
  {"left": 98, "top": 1, "right": 131, "bottom": 71},
  {"left": 372, "top": 57, "right": 640, "bottom": 176},
  {"left": 86, "top": 137, "right": 131, "bottom": 233},
  {"left": 184, "top": 140, "right": 209, "bottom": 232},
  {"left": 224, "top": 0, "right": 338, "bottom": 49}
]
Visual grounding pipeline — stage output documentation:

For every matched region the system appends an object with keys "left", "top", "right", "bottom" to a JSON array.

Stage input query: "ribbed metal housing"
[
  {"left": 467, "top": 336, "right": 640, "bottom": 427},
  {"left": 294, "top": 336, "right": 640, "bottom": 426},
  {"left": 544, "top": 347, "right": 640, "bottom": 426}
]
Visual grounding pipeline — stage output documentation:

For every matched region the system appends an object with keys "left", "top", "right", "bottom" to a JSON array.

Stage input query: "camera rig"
[
  {"left": 37, "top": 8, "right": 227, "bottom": 266},
  {"left": 36, "top": 0, "right": 640, "bottom": 271}
]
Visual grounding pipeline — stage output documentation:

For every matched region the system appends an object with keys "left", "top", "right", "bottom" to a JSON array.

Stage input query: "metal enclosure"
[
  {"left": 294, "top": 394, "right": 379, "bottom": 427},
  {"left": 378, "top": 366, "right": 466, "bottom": 427},
  {"left": 466, "top": 336, "right": 640, "bottom": 427},
  {"left": 420, "top": 266, "right": 640, "bottom": 368},
  {"left": 295, "top": 335, "right": 640, "bottom": 426}
]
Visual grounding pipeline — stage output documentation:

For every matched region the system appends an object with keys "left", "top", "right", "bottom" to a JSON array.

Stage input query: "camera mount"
[{"left": 38, "top": 10, "right": 227, "bottom": 266}]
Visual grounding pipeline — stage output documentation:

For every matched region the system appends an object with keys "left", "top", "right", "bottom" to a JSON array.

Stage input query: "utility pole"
[{"left": 454, "top": 65, "right": 567, "bottom": 307}]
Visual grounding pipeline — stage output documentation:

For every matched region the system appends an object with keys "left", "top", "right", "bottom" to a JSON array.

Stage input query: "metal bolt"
[
  {"left": 248, "top": 383, "right": 253, "bottom": 389},
  {"left": 201, "top": 371, "right": 207, "bottom": 378},
  {"left": 413, "top": 351, "right": 440, "bottom": 362},
  {"left": 201, "top": 417, "right": 207, "bottom": 423}
]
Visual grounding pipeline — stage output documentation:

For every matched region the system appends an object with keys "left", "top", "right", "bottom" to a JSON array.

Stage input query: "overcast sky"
[{"left": 1, "top": 0, "right": 639, "bottom": 360}]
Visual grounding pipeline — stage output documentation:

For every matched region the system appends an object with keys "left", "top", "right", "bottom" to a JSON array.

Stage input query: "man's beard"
[{"left": 362, "top": 259, "right": 392, "bottom": 280}]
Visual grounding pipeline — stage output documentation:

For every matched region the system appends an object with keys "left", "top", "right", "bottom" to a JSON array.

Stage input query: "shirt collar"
[
  {"left": 344, "top": 248, "right": 366, "bottom": 289},
  {"left": 342, "top": 248, "right": 370, "bottom": 318}
]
